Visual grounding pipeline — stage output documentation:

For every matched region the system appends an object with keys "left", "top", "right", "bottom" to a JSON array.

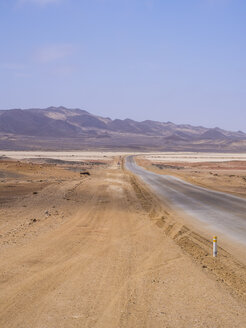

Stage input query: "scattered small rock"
[{"left": 80, "top": 171, "right": 90, "bottom": 176}]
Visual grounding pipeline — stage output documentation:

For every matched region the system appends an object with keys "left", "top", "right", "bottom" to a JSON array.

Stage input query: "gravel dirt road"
[{"left": 0, "top": 159, "right": 245, "bottom": 327}]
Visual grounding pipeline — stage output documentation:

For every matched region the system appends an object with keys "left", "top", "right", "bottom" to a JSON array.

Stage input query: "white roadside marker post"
[{"left": 213, "top": 236, "right": 217, "bottom": 257}]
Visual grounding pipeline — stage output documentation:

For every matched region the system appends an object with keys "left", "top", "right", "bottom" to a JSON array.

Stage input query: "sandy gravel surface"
[
  {"left": 1, "top": 151, "right": 246, "bottom": 163},
  {"left": 0, "top": 159, "right": 245, "bottom": 327},
  {"left": 0, "top": 151, "right": 136, "bottom": 161},
  {"left": 143, "top": 152, "right": 246, "bottom": 162}
]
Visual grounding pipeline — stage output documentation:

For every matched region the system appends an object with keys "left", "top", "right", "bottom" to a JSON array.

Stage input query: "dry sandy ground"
[
  {"left": 0, "top": 158, "right": 246, "bottom": 327},
  {"left": 0, "top": 151, "right": 136, "bottom": 162},
  {"left": 1, "top": 151, "right": 246, "bottom": 163},
  {"left": 143, "top": 152, "right": 246, "bottom": 163}
]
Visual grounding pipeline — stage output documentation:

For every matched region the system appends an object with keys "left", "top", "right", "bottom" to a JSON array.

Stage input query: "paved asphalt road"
[{"left": 125, "top": 156, "right": 246, "bottom": 245}]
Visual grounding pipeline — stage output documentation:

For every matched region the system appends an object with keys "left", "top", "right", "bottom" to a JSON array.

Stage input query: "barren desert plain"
[{"left": 0, "top": 151, "right": 246, "bottom": 327}]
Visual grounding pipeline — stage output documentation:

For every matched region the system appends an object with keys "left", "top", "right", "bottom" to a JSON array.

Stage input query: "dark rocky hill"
[{"left": 0, "top": 106, "right": 245, "bottom": 151}]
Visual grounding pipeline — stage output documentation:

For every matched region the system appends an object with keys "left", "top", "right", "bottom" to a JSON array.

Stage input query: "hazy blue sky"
[{"left": 0, "top": 0, "right": 245, "bottom": 131}]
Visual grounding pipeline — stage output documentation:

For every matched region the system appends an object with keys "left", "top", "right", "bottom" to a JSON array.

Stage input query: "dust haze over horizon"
[{"left": 0, "top": 0, "right": 246, "bottom": 132}]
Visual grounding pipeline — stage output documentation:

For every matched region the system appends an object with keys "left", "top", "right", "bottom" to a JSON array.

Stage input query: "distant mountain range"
[{"left": 0, "top": 106, "right": 245, "bottom": 151}]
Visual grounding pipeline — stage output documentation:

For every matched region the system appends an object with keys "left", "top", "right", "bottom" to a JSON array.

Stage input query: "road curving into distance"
[{"left": 125, "top": 156, "right": 246, "bottom": 246}]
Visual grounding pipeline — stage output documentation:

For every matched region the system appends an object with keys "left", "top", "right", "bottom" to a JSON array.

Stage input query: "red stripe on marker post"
[{"left": 213, "top": 236, "right": 217, "bottom": 257}]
